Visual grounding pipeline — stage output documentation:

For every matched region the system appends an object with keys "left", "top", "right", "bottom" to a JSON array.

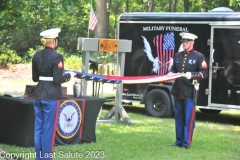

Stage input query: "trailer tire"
[
  {"left": 199, "top": 109, "right": 221, "bottom": 114},
  {"left": 145, "top": 89, "right": 173, "bottom": 117}
]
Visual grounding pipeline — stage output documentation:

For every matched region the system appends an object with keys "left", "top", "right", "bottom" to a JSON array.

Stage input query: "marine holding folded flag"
[
  {"left": 168, "top": 32, "right": 208, "bottom": 149},
  {"left": 32, "top": 28, "right": 75, "bottom": 160}
]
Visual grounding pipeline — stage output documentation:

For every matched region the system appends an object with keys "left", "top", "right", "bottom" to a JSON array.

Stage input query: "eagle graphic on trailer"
[{"left": 141, "top": 32, "right": 184, "bottom": 75}]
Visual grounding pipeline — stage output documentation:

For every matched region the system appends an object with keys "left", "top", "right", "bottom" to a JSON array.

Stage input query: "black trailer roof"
[{"left": 119, "top": 12, "right": 240, "bottom": 22}]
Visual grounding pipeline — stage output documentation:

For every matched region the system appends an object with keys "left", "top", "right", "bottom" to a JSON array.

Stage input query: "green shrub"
[
  {"left": 0, "top": 43, "right": 22, "bottom": 68},
  {"left": 23, "top": 45, "right": 43, "bottom": 63},
  {"left": 64, "top": 55, "right": 82, "bottom": 71},
  {"left": 24, "top": 46, "right": 72, "bottom": 63},
  {"left": 56, "top": 47, "right": 68, "bottom": 57},
  {"left": 0, "top": 42, "right": 96, "bottom": 73},
  {"left": 55, "top": 47, "right": 82, "bottom": 71},
  {"left": 91, "top": 52, "right": 116, "bottom": 64}
]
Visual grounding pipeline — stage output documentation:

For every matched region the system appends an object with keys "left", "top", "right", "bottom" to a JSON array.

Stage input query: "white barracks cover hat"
[
  {"left": 40, "top": 28, "right": 61, "bottom": 38},
  {"left": 179, "top": 32, "right": 198, "bottom": 41}
]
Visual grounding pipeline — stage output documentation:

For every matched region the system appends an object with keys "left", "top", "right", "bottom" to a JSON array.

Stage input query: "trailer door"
[{"left": 209, "top": 25, "right": 240, "bottom": 109}]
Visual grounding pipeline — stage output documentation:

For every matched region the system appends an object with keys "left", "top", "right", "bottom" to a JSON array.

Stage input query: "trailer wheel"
[
  {"left": 199, "top": 109, "right": 221, "bottom": 114},
  {"left": 145, "top": 89, "right": 173, "bottom": 117}
]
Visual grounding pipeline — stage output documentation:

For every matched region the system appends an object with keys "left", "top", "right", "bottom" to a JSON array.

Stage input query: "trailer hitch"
[{"left": 212, "top": 62, "right": 225, "bottom": 73}]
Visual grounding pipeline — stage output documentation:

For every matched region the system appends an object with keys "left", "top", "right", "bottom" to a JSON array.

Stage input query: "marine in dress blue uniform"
[
  {"left": 32, "top": 28, "right": 75, "bottom": 160},
  {"left": 169, "top": 32, "right": 208, "bottom": 148}
]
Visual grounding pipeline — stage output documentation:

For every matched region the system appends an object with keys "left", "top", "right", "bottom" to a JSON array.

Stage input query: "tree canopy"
[{"left": 0, "top": 0, "right": 239, "bottom": 63}]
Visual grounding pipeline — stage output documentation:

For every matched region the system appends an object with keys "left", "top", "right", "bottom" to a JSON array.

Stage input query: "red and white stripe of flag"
[
  {"left": 105, "top": 73, "right": 183, "bottom": 84},
  {"left": 89, "top": 5, "right": 98, "bottom": 30}
]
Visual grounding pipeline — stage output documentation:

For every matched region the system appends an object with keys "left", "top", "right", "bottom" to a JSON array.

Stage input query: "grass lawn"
[
  {"left": 0, "top": 106, "right": 239, "bottom": 160},
  {"left": 0, "top": 78, "right": 240, "bottom": 159}
]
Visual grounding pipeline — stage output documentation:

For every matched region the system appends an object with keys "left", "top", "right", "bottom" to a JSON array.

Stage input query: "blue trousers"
[
  {"left": 174, "top": 97, "right": 195, "bottom": 148},
  {"left": 34, "top": 100, "right": 60, "bottom": 160}
]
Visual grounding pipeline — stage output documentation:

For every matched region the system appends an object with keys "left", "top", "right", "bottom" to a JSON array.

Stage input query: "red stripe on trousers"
[
  {"left": 188, "top": 105, "right": 195, "bottom": 147},
  {"left": 51, "top": 100, "right": 60, "bottom": 153}
]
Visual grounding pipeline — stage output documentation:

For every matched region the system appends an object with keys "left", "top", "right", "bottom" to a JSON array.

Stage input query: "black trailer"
[{"left": 118, "top": 8, "right": 240, "bottom": 117}]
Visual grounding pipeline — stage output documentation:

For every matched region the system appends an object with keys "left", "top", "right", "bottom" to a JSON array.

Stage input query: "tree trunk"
[
  {"left": 168, "top": 0, "right": 172, "bottom": 12},
  {"left": 95, "top": 0, "right": 108, "bottom": 38},
  {"left": 146, "top": 0, "right": 154, "bottom": 12},
  {"left": 184, "top": 0, "right": 189, "bottom": 12},
  {"left": 173, "top": 0, "right": 177, "bottom": 12}
]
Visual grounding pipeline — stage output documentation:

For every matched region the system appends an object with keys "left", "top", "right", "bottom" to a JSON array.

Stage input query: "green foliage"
[
  {"left": 202, "top": 0, "right": 230, "bottom": 12},
  {"left": 64, "top": 55, "right": 82, "bottom": 71},
  {"left": 25, "top": 45, "right": 82, "bottom": 70},
  {"left": 55, "top": 47, "right": 83, "bottom": 71},
  {"left": 189, "top": 0, "right": 203, "bottom": 12},
  {"left": 230, "top": 0, "right": 240, "bottom": 11},
  {"left": 91, "top": 52, "right": 117, "bottom": 64},
  {"left": 55, "top": 47, "right": 68, "bottom": 57},
  {"left": 0, "top": 43, "right": 22, "bottom": 67},
  {"left": 0, "top": 0, "right": 89, "bottom": 58},
  {"left": 0, "top": 0, "right": 238, "bottom": 65},
  {"left": 23, "top": 45, "right": 43, "bottom": 63}
]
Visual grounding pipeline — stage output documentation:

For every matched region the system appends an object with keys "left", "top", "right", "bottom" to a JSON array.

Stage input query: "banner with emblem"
[{"left": 55, "top": 99, "right": 84, "bottom": 144}]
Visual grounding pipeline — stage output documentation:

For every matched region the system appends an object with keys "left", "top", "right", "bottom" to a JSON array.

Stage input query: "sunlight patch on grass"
[{"left": 198, "top": 121, "right": 240, "bottom": 132}]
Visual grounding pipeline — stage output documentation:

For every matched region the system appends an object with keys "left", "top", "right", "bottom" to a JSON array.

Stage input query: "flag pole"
[
  {"left": 88, "top": 25, "right": 90, "bottom": 38},
  {"left": 87, "top": 5, "right": 90, "bottom": 38}
]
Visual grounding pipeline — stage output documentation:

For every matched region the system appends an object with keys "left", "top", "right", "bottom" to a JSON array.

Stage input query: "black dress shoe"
[
  {"left": 171, "top": 144, "right": 182, "bottom": 147},
  {"left": 182, "top": 146, "right": 189, "bottom": 149}
]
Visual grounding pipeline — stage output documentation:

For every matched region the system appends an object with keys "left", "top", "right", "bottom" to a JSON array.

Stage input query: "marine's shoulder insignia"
[
  {"left": 201, "top": 60, "right": 207, "bottom": 69},
  {"left": 58, "top": 61, "right": 63, "bottom": 68}
]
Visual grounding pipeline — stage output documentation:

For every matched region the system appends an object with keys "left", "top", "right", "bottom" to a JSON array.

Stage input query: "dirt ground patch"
[
  {"left": 0, "top": 64, "right": 34, "bottom": 95},
  {"left": 0, "top": 64, "right": 32, "bottom": 80},
  {"left": 0, "top": 64, "right": 114, "bottom": 96}
]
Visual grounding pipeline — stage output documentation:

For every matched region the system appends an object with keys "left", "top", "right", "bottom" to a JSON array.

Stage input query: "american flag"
[
  {"left": 89, "top": 5, "right": 98, "bottom": 30},
  {"left": 153, "top": 32, "right": 175, "bottom": 74}
]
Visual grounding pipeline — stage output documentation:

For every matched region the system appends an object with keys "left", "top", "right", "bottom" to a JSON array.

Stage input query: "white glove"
[
  {"left": 184, "top": 72, "right": 192, "bottom": 79},
  {"left": 167, "top": 72, "right": 173, "bottom": 75},
  {"left": 66, "top": 71, "right": 76, "bottom": 78},
  {"left": 192, "top": 80, "right": 200, "bottom": 90}
]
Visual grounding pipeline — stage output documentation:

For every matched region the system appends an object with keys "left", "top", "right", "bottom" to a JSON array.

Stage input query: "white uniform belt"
[{"left": 39, "top": 76, "right": 53, "bottom": 81}]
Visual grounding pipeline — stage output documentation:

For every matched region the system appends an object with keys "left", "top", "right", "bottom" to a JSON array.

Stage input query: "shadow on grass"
[
  {"left": 103, "top": 104, "right": 240, "bottom": 126},
  {"left": 195, "top": 111, "right": 240, "bottom": 126},
  {"left": 103, "top": 104, "right": 147, "bottom": 116}
]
